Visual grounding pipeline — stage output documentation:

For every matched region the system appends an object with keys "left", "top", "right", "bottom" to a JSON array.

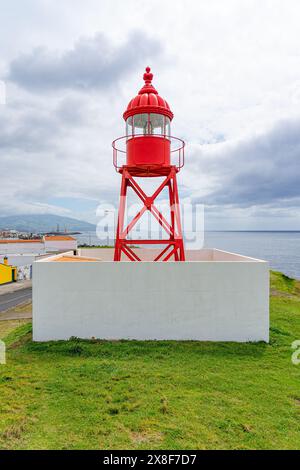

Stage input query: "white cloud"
[
  {"left": 8, "top": 31, "right": 162, "bottom": 91},
  {"left": 188, "top": 118, "right": 300, "bottom": 205},
  {"left": 1, "top": 0, "right": 300, "bottom": 228}
]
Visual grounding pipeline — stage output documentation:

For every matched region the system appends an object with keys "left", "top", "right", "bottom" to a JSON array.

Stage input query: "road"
[{"left": 0, "top": 287, "right": 32, "bottom": 313}]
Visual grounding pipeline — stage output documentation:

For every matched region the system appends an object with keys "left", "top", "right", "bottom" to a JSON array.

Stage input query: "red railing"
[{"left": 112, "top": 134, "right": 185, "bottom": 172}]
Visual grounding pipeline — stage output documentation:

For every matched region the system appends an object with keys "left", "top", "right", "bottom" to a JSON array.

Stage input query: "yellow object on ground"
[{"left": 0, "top": 262, "right": 16, "bottom": 285}]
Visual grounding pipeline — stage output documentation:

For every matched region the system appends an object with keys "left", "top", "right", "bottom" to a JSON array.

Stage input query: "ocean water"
[
  {"left": 76, "top": 231, "right": 300, "bottom": 279},
  {"left": 204, "top": 231, "right": 300, "bottom": 280}
]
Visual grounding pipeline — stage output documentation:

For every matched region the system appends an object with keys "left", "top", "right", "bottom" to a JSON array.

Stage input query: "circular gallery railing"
[{"left": 112, "top": 134, "right": 185, "bottom": 172}]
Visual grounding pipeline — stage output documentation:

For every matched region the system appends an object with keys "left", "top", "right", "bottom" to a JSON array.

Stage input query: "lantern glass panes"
[
  {"left": 126, "top": 116, "right": 134, "bottom": 136},
  {"left": 133, "top": 114, "right": 148, "bottom": 135},
  {"left": 149, "top": 114, "right": 164, "bottom": 135},
  {"left": 165, "top": 117, "right": 171, "bottom": 137},
  {"left": 126, "top": 114, "right": 171, "bottom": 137}
]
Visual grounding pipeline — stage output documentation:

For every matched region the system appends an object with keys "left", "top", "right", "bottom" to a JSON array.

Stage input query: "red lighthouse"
[{"left": 113, "top": 67, "right": 185, "bottom": 261}]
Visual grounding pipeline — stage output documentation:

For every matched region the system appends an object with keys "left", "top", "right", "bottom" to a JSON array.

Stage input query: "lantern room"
[{"left": 113, "top": 67, "right": 184, "bottom": 175}]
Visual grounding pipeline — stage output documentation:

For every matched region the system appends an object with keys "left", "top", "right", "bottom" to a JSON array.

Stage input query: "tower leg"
[
  {"left": 114, "top": 170, "right": 128, "bottom": 261},
  {"left": 172, "top": 168, "right": 185, "bottom": 261}
]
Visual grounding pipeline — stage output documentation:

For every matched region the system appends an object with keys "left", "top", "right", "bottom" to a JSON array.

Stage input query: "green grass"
[
  {"left": 0, "top": 271, "right": 299, "bottom": 450},
  {"left": 0, "top": 319, "right": 30, "bottom": 340}
]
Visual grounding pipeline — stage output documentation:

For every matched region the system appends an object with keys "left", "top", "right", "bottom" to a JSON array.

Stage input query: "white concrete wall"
[
  {"left": 0, "top": 254, "right": 36, "bottom": 267},
  {"left": 33, "top": 249, "right": 269, "bottom": 343},
  {"left": 0, "top": 242, "right": 44, "bottom": 255},
  {"left": 0, "top": 240, "right": 77, "bottom": 256},
  {"left": 44, "top": 240, "right": 77, "bottom": 252},
  {"left": 0, "top": 253, "right": 58, "bottom": 267}
]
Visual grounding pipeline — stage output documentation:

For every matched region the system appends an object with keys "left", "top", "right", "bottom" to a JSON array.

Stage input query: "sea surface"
[
  {"left": 204, "top": 231, "right": 300, "bottom": 280},
  {"left": 75, "top": 231, "right": 300, "bottom": 280}
]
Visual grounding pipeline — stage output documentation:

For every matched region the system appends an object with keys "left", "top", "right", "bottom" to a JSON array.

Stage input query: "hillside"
[
  {"left": 0, "top": 214, "right": 95, "bottom": 233},
  {"left": 0, "top": 271, "right": 299, "bottom": 449}
]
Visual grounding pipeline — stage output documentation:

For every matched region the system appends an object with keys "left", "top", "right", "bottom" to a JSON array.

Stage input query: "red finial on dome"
[
  {"left": 143, "top": 66, "right": 153, "bottom": 84},
  {"left": 139, "top": 66, "right": 157, "bottom": 95}
]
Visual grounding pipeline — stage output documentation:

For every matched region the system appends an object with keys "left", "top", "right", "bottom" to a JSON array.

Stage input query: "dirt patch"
[
  {"left": 270, "top": 289, "right": 300, "bottom": 300},
  {"left": 0, "top": 319, "right": 31, "bottom": 339},
  {"left": 8, "top": 331, "right": 32, "bottom": 349},
  {"left": 0, "top": 419, "right": 28, "bottom": 449},
  {"left": 130, "top": 430, "right": 163, "bottom": 445},
  {"left": 294, "top": 397, "right": 300, "bottom": 407}
]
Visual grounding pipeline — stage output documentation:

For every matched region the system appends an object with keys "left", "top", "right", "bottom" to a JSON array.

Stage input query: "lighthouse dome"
[{"left": 123, "top": 67, "right": 173, "bottom": 121}]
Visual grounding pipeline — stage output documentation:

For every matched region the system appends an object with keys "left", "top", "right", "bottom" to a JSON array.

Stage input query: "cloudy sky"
[{"left": 1, "top": 0, "right": 300, "bottom": 230}]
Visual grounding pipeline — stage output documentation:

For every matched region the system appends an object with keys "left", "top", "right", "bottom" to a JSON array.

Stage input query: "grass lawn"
[
  {"left": 0, "top": 319, "right": 30, "bottom": 339},
  {"left": 0, "top": 271, "right": 299, "bottom": 450}
]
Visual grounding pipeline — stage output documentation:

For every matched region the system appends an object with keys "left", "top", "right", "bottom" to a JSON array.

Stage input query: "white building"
[
  {"left": 0, "top": 239, "right": 44, "bottom": 255},
  {"left": 44, "top": 236, "right": 77, "bottom": 253},
  {"left": 0, "top": 236, "right": 77, "bottom": 267}
]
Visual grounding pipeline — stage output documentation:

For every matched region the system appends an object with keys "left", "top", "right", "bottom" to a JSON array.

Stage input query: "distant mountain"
[{"left": 0, "top": 214, "right": 96, "bottom": 233}]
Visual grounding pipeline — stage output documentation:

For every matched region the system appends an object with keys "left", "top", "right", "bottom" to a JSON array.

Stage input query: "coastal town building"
[{"left": 0, "top": 236, "right": 78, "bottom": 283}]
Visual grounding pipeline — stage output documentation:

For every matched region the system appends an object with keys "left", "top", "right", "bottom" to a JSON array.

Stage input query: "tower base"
[{"left": 114, "top": 166, "right": 185, "bottom": 262}]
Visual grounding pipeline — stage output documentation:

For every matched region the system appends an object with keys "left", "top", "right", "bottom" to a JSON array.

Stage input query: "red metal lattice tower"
[{"left": 112, "top": 67, "right": 185, "bottom": 262}]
